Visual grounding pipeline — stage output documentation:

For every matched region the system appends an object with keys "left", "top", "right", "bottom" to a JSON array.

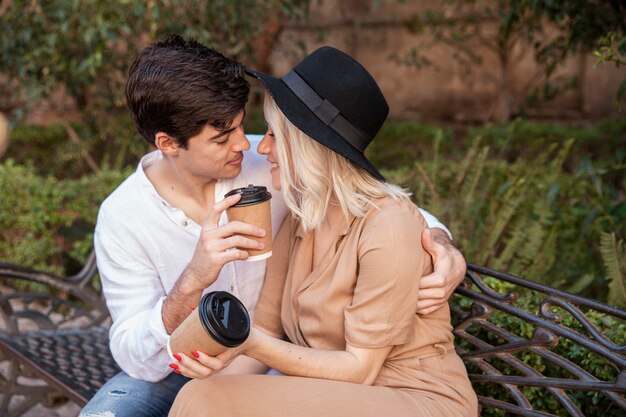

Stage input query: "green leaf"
[
  {"left": 600, "top": 232, "right": 626, "bottom": 307},
  {"left": 565, "top": 273, "right": 595, "bottom": 294}
]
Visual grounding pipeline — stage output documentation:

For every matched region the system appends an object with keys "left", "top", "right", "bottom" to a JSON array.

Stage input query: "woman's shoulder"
[
  {"left": 367, "top": 196, "right": 425, "bottom": 222},
  {"left": 358, "top": 196, "right": 427, "bottom": 237}
]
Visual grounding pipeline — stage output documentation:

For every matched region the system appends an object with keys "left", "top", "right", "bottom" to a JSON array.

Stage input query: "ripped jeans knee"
[{"left": 79, "top": 372, "right": 189, "bottom": 417}]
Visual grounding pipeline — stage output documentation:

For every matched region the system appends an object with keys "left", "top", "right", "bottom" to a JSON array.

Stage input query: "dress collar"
[{"left": 293, "top": 200, "right": 352, "bottom": 238}]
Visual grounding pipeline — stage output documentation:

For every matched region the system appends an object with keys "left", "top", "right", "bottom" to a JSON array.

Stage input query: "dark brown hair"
[{"left": 125, "top": 35, "right": 249, "bottom": 147}]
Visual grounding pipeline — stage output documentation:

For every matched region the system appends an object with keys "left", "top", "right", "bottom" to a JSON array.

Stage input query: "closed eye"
[{"left": 215, "top": 136, "right": 230, "bottom": 145}]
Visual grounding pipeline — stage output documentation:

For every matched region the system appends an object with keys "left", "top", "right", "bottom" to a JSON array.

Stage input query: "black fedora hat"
[{"left": 246, "top": 46, "right": 388, "bottom": 181}]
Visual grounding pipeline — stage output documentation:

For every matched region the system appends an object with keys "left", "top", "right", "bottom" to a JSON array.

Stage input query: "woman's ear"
[{"left": 154, "top": 132, "right": 179, "bottom": 156}]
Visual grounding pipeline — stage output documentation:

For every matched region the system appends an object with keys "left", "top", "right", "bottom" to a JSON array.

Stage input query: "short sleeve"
[
  {"left": 253, "top": 216, "right": 294, "bottom": 338},
  {"left": 344, "top": 201, "right": 428, "bottom": 348}
]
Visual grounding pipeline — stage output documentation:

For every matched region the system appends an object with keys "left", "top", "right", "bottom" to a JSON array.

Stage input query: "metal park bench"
[{"left": 0, "top": 252, "right": 624, "bottom": 416}]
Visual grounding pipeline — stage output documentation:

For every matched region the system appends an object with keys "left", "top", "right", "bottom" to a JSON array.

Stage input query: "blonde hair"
[{"left": 264, "top": 95, "right": 411, "bottom": 231}]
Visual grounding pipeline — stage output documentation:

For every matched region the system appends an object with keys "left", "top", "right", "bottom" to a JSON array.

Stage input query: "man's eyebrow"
[
  {"left": 208, "top": 111, "right": 246, "bottom": 141},
  {"left": 208, "top": 127, "right": 235, "bottom": 141}
]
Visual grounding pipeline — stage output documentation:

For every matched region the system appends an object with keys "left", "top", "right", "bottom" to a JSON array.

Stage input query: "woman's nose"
[{"left": 257, "top": 133, "right": 271, "bottom": 154}]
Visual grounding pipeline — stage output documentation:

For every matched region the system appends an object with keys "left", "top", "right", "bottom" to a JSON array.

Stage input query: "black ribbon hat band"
[
  {"left": 282, "top": 70, "right": 371, "bottom": 153},
  {"left": 245, "top": 46, "right": 388, "bottom": 181}
]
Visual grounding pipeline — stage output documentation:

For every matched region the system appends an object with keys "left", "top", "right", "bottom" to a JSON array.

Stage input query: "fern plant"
[
  {"left": 384, "top": 131, "right": 623, "bottom": 301},
  {"left": 600, "top": 232, "right": 626, "bottom": 307}
]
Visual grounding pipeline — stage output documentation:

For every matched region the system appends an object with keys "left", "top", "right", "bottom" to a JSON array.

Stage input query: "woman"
[{"left": 169, "top": 46, "right": 477, "bottom": 417}]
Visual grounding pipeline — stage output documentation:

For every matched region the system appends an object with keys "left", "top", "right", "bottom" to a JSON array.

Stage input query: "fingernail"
[
  {"left": 173, "top": 353, "right": 182, "bottom": 361},
  {"left": 173, "top": 369, "right": 182, "bottom": 374},
  {"left": 191, "top": 351, "right": 199, "bottom": 358},
  {"left": 190, "top": 306, "right": 196, "bottom": 311},
  {"left": 169, "top": 363, "right": 179, "bottom": 370}
]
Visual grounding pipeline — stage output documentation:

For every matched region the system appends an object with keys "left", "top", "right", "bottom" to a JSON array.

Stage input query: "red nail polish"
[
  {"left": 169, "top": 363, "right": 179, "bottom": 370},
  {"left": 190, "top": 306, "right": 196, "bottom": 311},
  {"left": 173, "top": 353, "right": 182, "bottom": 361},
  {"left": 192, "top": 351, "right": 199, "bottom": 358},
  {"left": 173, "top": 369, "right": 181, "bottom": 374}
]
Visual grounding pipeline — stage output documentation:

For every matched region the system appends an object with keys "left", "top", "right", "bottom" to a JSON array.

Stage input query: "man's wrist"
[{"left": 178, "top": 265, "right": 210, "bottom": 294}]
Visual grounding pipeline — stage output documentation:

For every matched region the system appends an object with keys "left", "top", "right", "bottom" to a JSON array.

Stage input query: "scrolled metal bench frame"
[
  {"left": 0, "top": 252, "right": 117, "bottom": 416},
  {"left": 0, "top": 254, "right": 624, "bottom": 416},
  {"left": 455, "top": 264, "right": 625, "bottom": 416}
]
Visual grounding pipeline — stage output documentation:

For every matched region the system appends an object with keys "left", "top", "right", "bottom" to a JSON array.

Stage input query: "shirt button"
[
  {"left": 181, "top": 220, "right": 188, "bottom": 227},
  {"left": 230, "top": 285, "right": 234, "bottom": 292}
]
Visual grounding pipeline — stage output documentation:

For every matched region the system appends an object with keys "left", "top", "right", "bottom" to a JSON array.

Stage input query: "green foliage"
[
  {"left": 600, "top": 232, "right": 626, "bottom": 308},
  {"left": 466, "top": 117, "right": 626, "bottom": 166},
  {"left": 382, "top": 117, "right": 626, "bottom": 303},
  {"left": 366, "top": 121, "right": 453, "bottom": 169},
  {"left": 0, "top": 159, "right": 130, "bottom": 273},
  {"left": 593, "top": 31, "right": 626, "bottom": 104},
  {"left": 0, "top": 0, "right": 310, "bottom": 117},
  {"left": 3, "top": 115, "right": 149, "bottom": 178}
]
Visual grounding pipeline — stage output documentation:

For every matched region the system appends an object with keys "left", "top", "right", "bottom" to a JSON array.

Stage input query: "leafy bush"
[
  {"left": 367, "top": 121, "right": 453, "bottom": 168},
  {"left": 382, "top": 119, "right": 625, "bottom": 305},
  {"left": 0, "top": 159, "right": 130, "bottom": 273},
  {"left": 0, "top": 0, "right": 310, "bottom": 118},
  {"left": 468, "top": 118, "right": 626, "bottom": 169},
  {"left": 5, "top": 115, "right": 148, "bottom": 179}
]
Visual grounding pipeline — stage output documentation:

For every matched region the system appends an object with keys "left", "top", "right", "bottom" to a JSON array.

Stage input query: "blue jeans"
[{"left": 79, "top": 371, "right": 190, "bottom": 417}]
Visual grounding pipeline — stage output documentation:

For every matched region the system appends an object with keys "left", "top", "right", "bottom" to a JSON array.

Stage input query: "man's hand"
[
  {"left": 417, "top": 228, "right": 467, "bottom": 315},
  {"left": 184, "top": 194, "right": 267, "bottom": 291},
  {"left": 162, "top": 194, "right": 267, "bottom": 334}
]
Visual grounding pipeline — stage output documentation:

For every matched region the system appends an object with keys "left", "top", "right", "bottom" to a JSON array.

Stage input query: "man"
[{"left": 79, "top": 35, "right": 466, "bottom": 417}]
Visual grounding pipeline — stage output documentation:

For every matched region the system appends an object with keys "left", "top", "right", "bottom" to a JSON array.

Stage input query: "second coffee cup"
[
  {"left": 167, "top": 291, "right": 250, "bottom": 359},
  {"left": 224, "top": 184, "right": 273, "bottom": 261}
]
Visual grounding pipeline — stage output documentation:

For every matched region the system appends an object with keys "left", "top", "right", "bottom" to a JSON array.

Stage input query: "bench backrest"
[{"left": 456, "top": 264, "right": 626, "bottom": 416}]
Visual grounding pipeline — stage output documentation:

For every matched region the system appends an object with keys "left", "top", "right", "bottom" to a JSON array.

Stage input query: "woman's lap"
[{"left": 168, "top": 374, "right": 462, "bottom": 417}]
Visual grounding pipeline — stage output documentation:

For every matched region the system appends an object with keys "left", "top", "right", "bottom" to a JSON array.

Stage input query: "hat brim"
[{"left": 247, "top": 69, "right": 385, "bottom": 181}]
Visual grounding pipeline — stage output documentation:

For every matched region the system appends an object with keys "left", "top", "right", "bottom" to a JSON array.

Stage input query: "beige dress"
[{"left": 169, "top": 198, "right": 478, "bottom": 417}]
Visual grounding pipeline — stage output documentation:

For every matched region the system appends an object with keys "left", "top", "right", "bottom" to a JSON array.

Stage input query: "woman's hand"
[{"left": 170, "top": 346, "right": 243, "bottom": 379}]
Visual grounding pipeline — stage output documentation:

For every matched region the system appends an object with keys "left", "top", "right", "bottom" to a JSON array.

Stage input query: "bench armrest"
[{"left": 0, "top": 250, "right": 109, "bottom": 334}]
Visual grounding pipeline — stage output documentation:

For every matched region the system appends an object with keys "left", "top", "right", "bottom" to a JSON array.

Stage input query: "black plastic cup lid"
[
  {"left": 225, "top": 184, "right": 272, "bottom": 207},
  {"left": 198, "top": 291, "right": 250, "bottom": 347}
]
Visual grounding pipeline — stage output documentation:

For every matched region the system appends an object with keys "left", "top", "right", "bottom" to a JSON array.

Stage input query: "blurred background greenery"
[
  {"left": 1, "top": 1, "right": 625, "bottom": 415},
  {"left": 1, "top": 0, "right": 623, "bottom": 304}
]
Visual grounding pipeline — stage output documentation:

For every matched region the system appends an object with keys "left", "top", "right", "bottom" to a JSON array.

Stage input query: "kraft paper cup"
[
  {"left": 225, "top": 184, "right": 272, "bottom": 261},
  {"left": 168, "top": 291, "right": 250, "bottom": 360}
]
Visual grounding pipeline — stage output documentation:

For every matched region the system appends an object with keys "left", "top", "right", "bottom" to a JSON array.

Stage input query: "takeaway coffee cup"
[
  {"left": 167, "top": 291, "right": 250, "bottom": 359},
  {"left": 224, "top": 184, "right": 273, "bottom": 261}
]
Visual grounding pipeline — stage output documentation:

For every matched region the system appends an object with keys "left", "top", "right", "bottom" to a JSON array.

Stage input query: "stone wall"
[
  {"left": 263, "top": 0, "right": 625, "bottom": 122},
  {"left": 21, "top": 0, "right": 625, "bottom": 124}
]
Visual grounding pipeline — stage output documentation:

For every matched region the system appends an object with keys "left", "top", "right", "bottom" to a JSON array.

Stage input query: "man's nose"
[
  {"left": 232, "top": 128, "right": 250, "bottom": 151},
  {"left": 257, "top": 135, "right": 270, "bottom": 154}
]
